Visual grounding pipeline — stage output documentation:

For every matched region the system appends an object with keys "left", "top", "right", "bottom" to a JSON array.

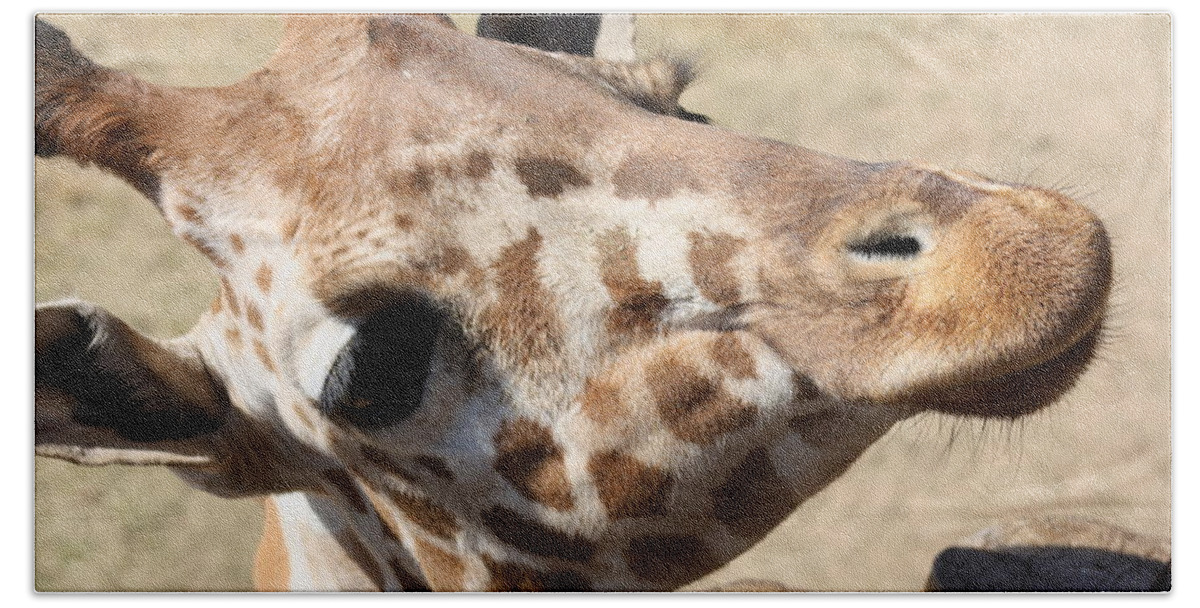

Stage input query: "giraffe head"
[{"left": 34, "top": 15, "right": 1111, "bottom": 591}]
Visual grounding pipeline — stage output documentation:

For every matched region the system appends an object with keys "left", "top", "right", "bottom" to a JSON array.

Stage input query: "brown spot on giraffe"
[
  {"left": 253, "top": 339, "right": 277, "bottom": 372},
  {"left": 361, "top": 485, "right": 409, "bottom": 542},
  {"left": 790, "top": 373, "right": 822, "bottom": 403},
  {"left": 413, "top": 455, "right": 455, "bottom": 482},
  {"left": 209, "top": 295, "right": 222, "bottom": 315},
  {"left": 390, "top": 490, "right": 460, "bottom": 540},
  {"left": 646, "top": 353, "right": 757, "bottom": 444},
  {"left": 413, "top": 537, "right": 466, "bottom": 591},
  {"left": 387, "top": 557, "right": 432, "bottom": 592},
  {"left": 464, "top": 150, "right": 494, "bottom": 180},
  {"left": 428, "top": 243, "right": 480, "bottom": 280},
  {"left": 410, "top": 165, "right": 434, "bottom": 195},
  {"left": 493, "top": 418, "right": 574, "bottom": 511},
  {"left": 229, "top": 233, "right": 246, "bottom": 255},
  {"left": 513, "top": 157, "right": 591, "bottom": 198},
  {"left": 596, "top": 228, "right": 669, "bottom": 341},
  {"left": 393, "top": 212, "right": 415, "bottom": 231},
  {"left": 368, "top": 503, "right": 404, "bottom": 546},
  {"left": 332, "top": 527, "right": 386, "bottom": 591},
  {"left": 224, "top": 326, "right": 243, "bottom": 351},
  {"left": 710, "top": 333, "right": 758, "bottom": 380},
  {"left": 588, "top": 450, "right": 673, "bottom": 519},
  {"left": 712, "top": 447, "right": 797, "bottom": 538},
  {"left": 579, "top": 376, "right": 626, "bottom": 425},
  {"left": 483, "top": 555, "right": 592, "bottom": 592},
  {"left": 182, "top": 234, "right": 228, "bottom": 269},
  {"left": 281, "top": 215, "right": 302, "bottom": 240},
  {"left": 176, "top": 203, "right": 202, "bottom": 225},
  {"left": 481, "top": 505, "right": 596, "bottom": 563},
  {"left": 245, "top": 301, "right": 265, "bottom": 332},
  {"left": 687, "top": 231, "right": 746, "bottom": 306},
  {"left": 322, "top": 468, "right": 369, "bottom": 514},
  {"left": 220, "top": 277, "right": 242, "bottom": 317},
  {"left": 481, "top": 228, "right": 565, "bottom": 366},
  {"left": 358, "top": 445, "right": 422, "bottom": 485},
  {"left": 255, "top": 263, "right": 273, "bottom": 293},
  {"left": 625, "top": 534, "right": 715, "bottom": 584},
  {"left": 612, "top": 152, "right": 704, "bottom": 201}
]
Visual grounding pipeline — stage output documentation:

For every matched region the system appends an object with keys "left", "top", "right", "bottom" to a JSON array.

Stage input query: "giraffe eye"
[{"left": 317, "top": 291, "right": 446, "bottom": 429}]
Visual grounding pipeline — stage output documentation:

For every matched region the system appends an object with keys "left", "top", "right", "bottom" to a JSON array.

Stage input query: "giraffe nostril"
[{"left": 847, "top": 234, "right": 923, "bottom": 260}]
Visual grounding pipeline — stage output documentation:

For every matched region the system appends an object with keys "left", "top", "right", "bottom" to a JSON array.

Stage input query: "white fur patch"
[
  {"left": 273, "top": 492, "right": 317, "bottom": 590},
  {"left": 292, "top": 317, "right": 357, "bottom": 401}
]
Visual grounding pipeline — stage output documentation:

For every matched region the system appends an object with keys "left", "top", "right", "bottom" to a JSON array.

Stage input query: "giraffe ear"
[{"left": 35, "top": 301, "right": 231, "bottom": 467}]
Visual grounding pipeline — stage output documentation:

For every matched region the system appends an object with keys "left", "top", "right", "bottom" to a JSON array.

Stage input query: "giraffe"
[{"left": 33, "top": 15, "right": 1113, "bottom": 591}]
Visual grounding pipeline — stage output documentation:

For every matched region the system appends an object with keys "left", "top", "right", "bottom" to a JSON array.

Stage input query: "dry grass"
[{"left": 34, "top": 13, "right": 1170, "bottom": 592}]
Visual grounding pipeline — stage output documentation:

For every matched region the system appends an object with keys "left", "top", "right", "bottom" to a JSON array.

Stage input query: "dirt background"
[{"left": 33, "top": 14, "right": 1171, "bottom": 592}]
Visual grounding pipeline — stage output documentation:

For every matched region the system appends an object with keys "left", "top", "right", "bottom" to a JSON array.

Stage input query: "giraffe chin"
[
  {"left": 754, "top": 304, "right": 1109, "bottom": 423},
  {"left": 915, "top": 321, "right": 1104, "bottom": 420}
]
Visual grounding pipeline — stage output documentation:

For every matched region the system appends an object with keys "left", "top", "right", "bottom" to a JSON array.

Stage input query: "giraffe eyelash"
[{"left": 317, "top": 290, "right": 447, "bottom": 430}]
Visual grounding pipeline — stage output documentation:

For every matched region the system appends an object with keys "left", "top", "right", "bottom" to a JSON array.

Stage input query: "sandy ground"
[{"left": 33, "top": 14, "right": 1171, "bottom": 592}]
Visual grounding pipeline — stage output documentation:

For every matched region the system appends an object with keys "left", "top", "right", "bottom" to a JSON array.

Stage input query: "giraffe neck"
[{"left": 256, "top": 492, "right": 430, "bottom": 591}]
